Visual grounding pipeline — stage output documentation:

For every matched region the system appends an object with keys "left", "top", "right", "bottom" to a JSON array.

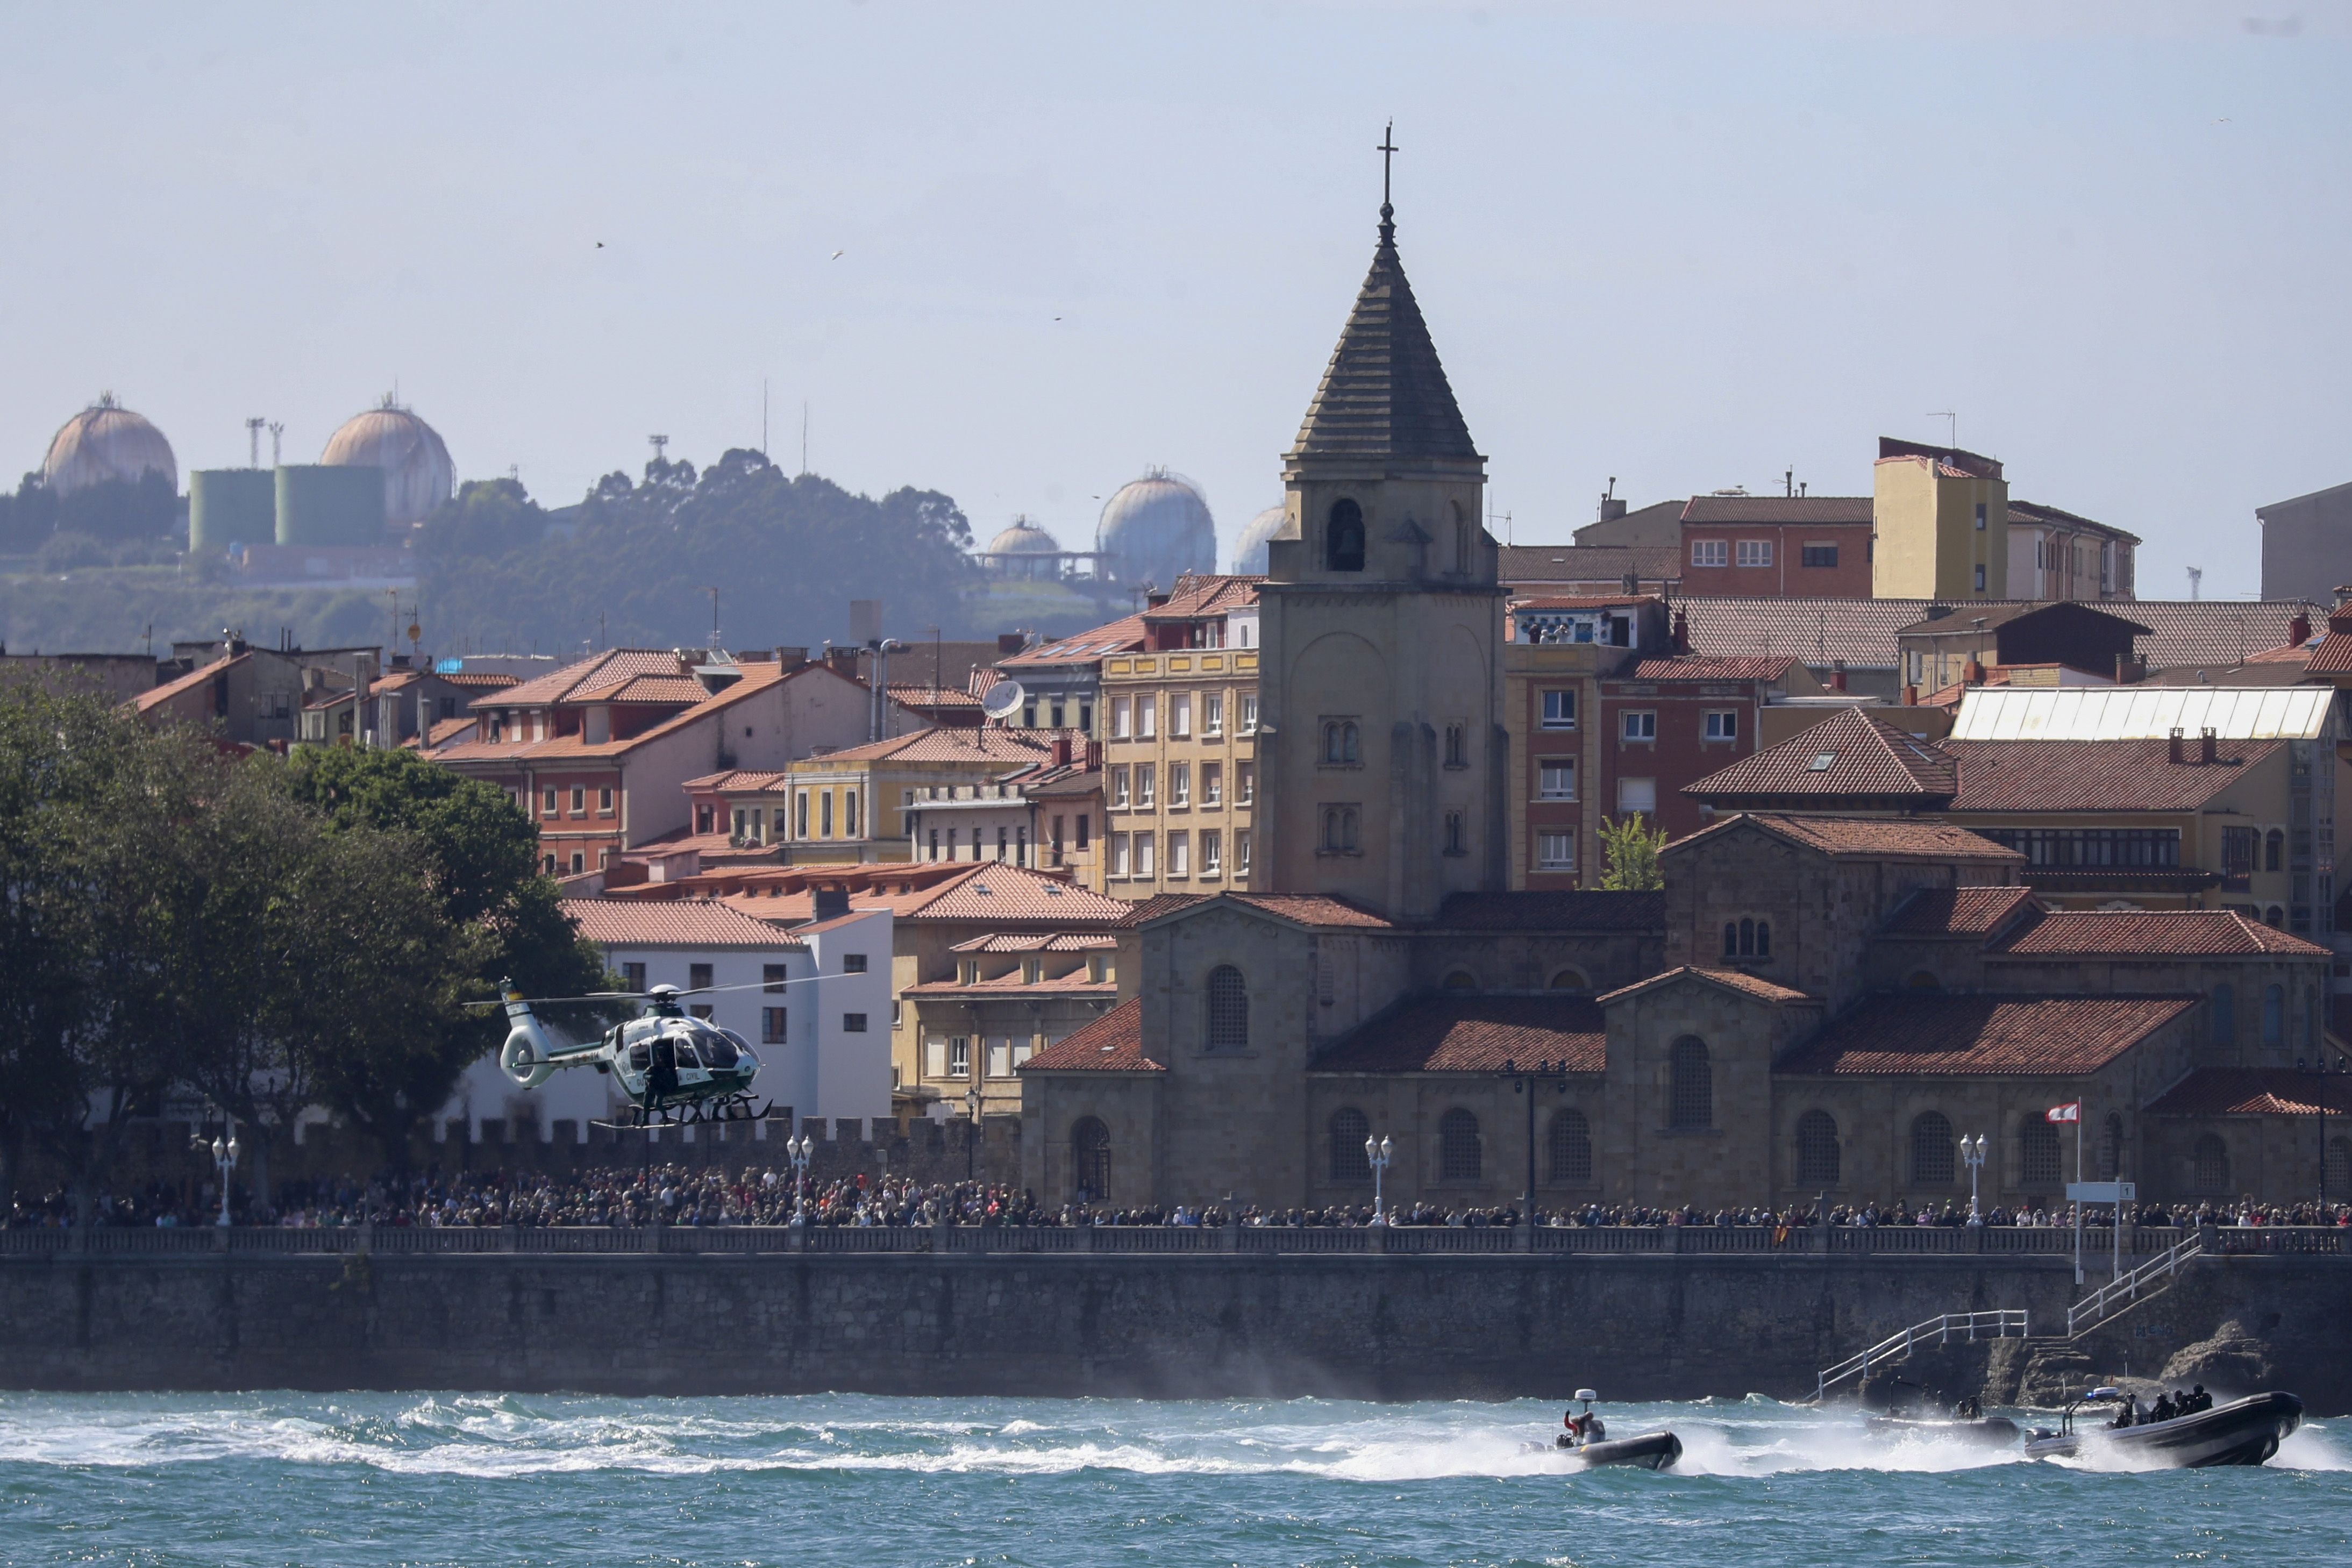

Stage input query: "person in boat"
[
  {"left": 1955, "top": 1394, "right": 1982, "bottom": 1420},
  {"left": 2111, "top": 1396, "right": 2138, "bottom": 1429},
  {"left": 2150, "top": 1392, "right": 2176, "bottom": 1423},
  {"left": 2187, "top": 1384, "right": 2211, "bottom": 1414}
]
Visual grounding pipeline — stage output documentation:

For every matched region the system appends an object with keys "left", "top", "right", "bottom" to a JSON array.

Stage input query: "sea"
[{"left": 0, "top": 1391, "right": 2345, "bottom": 1567}]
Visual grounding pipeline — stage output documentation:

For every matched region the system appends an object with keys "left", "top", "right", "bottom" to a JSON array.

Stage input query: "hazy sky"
[{"left": 4, "top": 1, "right": 2347, "bottom": 600}]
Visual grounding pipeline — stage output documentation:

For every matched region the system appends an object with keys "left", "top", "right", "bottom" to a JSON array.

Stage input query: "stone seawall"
[{"left": 3, "top": 1253, "right": 2346, "bottom": 1411}]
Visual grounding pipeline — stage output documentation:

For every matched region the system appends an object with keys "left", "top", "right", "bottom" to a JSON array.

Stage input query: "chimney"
[
  {"left": 1901, "top": 683, "right": 1918, "bottom": 707},
  {"left": 2335, "top": 585, "right": 2352, "bottom": 611},
  {"left": 1672, "top": 609, "right": 1690, "bottom": 654},
  {"left": 826, "top": 645, "right": 860, "bottom": 680},
  {"left": 774, "top": 646, "right": 808, "bottom": 671},
  {"left": 1829, "top": 660, "right": 1848, "bottom": 693},
  {"left": 2199, "top": 726, "right": 2218, "bottom": 765},
  {"left": 1962, "top": 657, "right": 1984, "bottom": 685},
  {"left": 2290, "top": 611, "right": 2312, "bottom": 646},
  {"left": 1146, "top": 591, "right": 1172, "bottom": 610},
  {"left": 1084, "top": 739, "right": 1103, "bottom": 769},
  {"left": 2168, "top": 726, "right": 2184, "bottom": 764},
  {"left": 997, "top": 632, "right": 1025, "bottom": 655},
  {"left": 812, "top": 888, "right": 850, "bottom": 922},
  {"left": 1051, "top": 735, "right": 1072, "bottom": 768}
]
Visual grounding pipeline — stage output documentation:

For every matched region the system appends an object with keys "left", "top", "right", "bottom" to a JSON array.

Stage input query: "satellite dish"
[{"left": 981, "top": 680, "right": 1025, "bottom": 720}]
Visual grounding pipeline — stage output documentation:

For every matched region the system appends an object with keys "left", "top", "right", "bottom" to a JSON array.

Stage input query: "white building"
[{"left": 436, "top": 896, "right": 893, "bottom": 1145}]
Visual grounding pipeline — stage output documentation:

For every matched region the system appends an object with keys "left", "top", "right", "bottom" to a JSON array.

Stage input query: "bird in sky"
[
  {"left": 831, "top": 250, "right": 845, "bottom": 260},
  {"left": 596, "top": 241, "right": 604, "bottom": 248}
]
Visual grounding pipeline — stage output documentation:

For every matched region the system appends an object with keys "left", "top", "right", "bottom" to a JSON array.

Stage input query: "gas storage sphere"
[{"left": 1095, "top": 469, "right": 1214, "bottom": 591}]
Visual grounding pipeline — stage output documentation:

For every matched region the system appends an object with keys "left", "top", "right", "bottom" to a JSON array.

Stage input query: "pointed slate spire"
[{"left": 1289, "top": 201, "right": 1480, "bottom": 466}]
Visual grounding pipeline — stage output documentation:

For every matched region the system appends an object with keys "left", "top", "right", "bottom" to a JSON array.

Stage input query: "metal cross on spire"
[{"left": 1377, "top": 122, "right": 1398, "bottom": 242}]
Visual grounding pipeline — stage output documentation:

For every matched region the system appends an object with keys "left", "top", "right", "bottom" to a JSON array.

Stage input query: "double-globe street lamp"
[
  {"left": 2296, "top": 1049, "right": 2348, "bottom": 1207},
  {"left": 1959, "top": 1131, "right": 1989, "bottom": 1225},
  {"left": 786, "top": 1131, "right": 815, "bottom": 1225},
  {"left": 191, "top": 1120, "right": 241, "bottom": 1228},
  {"left": 1363, "top": 1134, "right": 1394, "bottom": 1225}
]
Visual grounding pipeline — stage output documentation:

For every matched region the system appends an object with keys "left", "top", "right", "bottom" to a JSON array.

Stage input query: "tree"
[{"left": 1596, "top": 813, "right": 1669, "bottom": 891}]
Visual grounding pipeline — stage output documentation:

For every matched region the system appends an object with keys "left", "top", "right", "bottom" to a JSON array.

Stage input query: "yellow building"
[
  {"left": 1099, "top": 579, "right": 1265, "bottom": 898},
  {"left": 1871, "top": 437, "right": 2009, "bottom": 602}
]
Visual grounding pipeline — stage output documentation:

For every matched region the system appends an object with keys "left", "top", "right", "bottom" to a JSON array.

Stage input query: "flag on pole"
[{"left": 2046, "top": 1102, "right": 2080, "bottom": 1124}]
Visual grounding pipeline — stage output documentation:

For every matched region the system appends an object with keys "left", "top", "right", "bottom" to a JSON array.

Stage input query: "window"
[
  {"left": 1137, "top": 764, "right": 1156, "bottom": 807},
  {"left": 1203, "top": 692, "right": 1224, "bottom": 736},
  {"left": 1241, "top": 694, "right": 1258, "bottom": 734},
  {"left": 796, "top": 793, "right": 809, "bottom": 837},
  {"left": 1079, "top": 701, "right": 1094, "bottom": 732},
  {"left": 1110, "top": 833, "right": 1131, "bottom": 877},
  {"left": 842, "top": 954, "right": 867, "bottom": 974},
  {"left": 1168, "top": 831, "right": 1190, "bottom": 877},
  {"left": 1721, "top": 918, "right": 1771, "bottom": 958},
  {"left": 1621, "top": 710, "right": 1656, "bottom": 742},
  {"left": 763, "top": 964, "right": 789, "bottom": 993},
  {"left": 1736, "top": 540, "right": 1772, "bottom": 568},
  {"left": 543, "top": 788, "right": 559, "bottom": 817},
  {"left": 845, "top": 790, "right": 859, "bottom": 838},
  {"left": 1330, "top": 1108, "right": 1372, "bottom": 1182},
  {"left": 2021, "top": 1117, "right": 2062, "bottom": 1189},
  {"left": 696, "top": 806, "right": 715, "bottom": 835},
  {"left": 2265, "top": 828, "right": 2284, "bottom": 873},
  {"left": 1541, "top": 690, "right": 1577, "bottom": 730},
  {"left": 1443, "top": 722, "right": 1467, "bottom": 768},
  {"left": 1170, "top": 761, "right": 1189, "bottom": 807},
  {"left": 1800, "top": 544, "right": 1838, "bottom": 568},
  {"left": 1536, "top": 831, "right": 1575, "bottom": 871},
  {"left": 1443, "top": 811, "right": 1465, "bottom": 856},
  {"left": 2263, "top": 983, "right": 2284, "bottom": 1046},
  {"left": 762, "top": 1008, "right": 788, "bottom": 1044},
  {"left": 1322, "top": 805, "right": 1360, "bottom": 853},
  {"left": 1796, "top": 1110, "right": 1840, "bottom": 1187},
  {"left": 2223, "top": 826, "right": 2256, "bottom": 888},
  {"left": 1071, "top": 1116, "right": 1111, "bottom": 1201},
  {"left": 1110, "top": 765, "right": 1130, "bottom": 808},
  {"left": 2192, "top": 1132, "right": 2230, "bottom": 1193},
  {"left": 1201, "top": 762, "right": 1223, "bottom": 806},
  {"left": 1974, "top": 502, "right": 1987, "bottom": 531},
  {"left": 1911, "top": 1111, "right": 1955, "bottom": 1185},
  {"left": 821, "top": 792, "right": 834, "bottom": 838},
  {"left": 2211, "top": 984, "right": 2236, "bottom": 1050},
  {"left": 1235, "top": 829, "right": 1252, "bottom": 877},
  {"left": 1326, "top": 497, "right": 1365, "bottom": 571},
  {"left": 949, "top": 1036, "right": 971, "bottom": 1077},
  {"left": 1237, "top": 762, "right": 1255, "bottom": 805},
  {"left": 598, "top": 787, "right": 615, "bottom": 815},
  {"left": 1138, "top": 695, "right": 1157, "bottom": 738},
  {"left": 1321, "top": 719, "right": 1361, "bottom": 765},
  {"left": 986, "top": 1037, "right": 1015, "bottom": 1078},
  {"left": 1616, "top": 777, "right": 1656, "bottom": 815},
  {"left": 928, "top": 828, "right": 940, "bottom": 860},
  {"left": 1440, "top": 1109, "right": 1482, "bottom": 1181},
  {"left": 569, "top": 786, "right": 586, "bottom": 815},
  {"left": 1171, "top": 694, "right": 1192, "bottom": 738},
  {"left": 1702, "top": 710, "right": 1738, "bottom": 742},
  {"left": 1206, "top": 965, "right": 1249, "bottom": 1051},
  {"left": 1077, "top": 815, "right": 1089, "bottom": 850},
  {"left": 1670, "top": 1038, "right": 1711, "bottom": 1129},
  {"left": 1200, "top": 830, "right": 1221, "bottom": 875},
  {"left": 1537, "top": 759, "right": 1576, "bottom": 801},
  {"left": 1135, "top": 832, "right": 1155, "bottom": 877},
  {"left": 1111, "top": 696, "right": 1132, "bottom": 738},
  {"left": 1049, "top": 699, "right": 1065, "bottom": 728},
  {"left": 1974, "top": 564, "right": 1987, "bottom": 591},
  {"left": 622, "top": 962, "right": 647, "bottom": 992},
  {"left": 1977, "top": 827, "right": 2181, "bottom": 868},
  {"left": 996, "top": 826, "right": 1009, "bottom": 860},
  {"left": 1691, "top": 539, "right": 1728, "bottom": 567},
  {"left": 1548, "top": 1109, "right": 1593, "bottom": 1184}
]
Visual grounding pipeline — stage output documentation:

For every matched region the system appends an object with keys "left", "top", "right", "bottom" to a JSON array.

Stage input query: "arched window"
[
  {"left": 1911, "top": 1111, "right": 1956, "bottom": 1185},
  {"left": 2020, "top": 1116, "right": 2062, "bottom": 1189},
  {"left": 1548, "top": 1108, "right": 1593, "bottom": 1184},
  {"left": 1722, "top": 922, "right": 1740, "bottom": 959},
  {"left": 2100, "top": 1112, "right": 2125, "bottom": 1181},
  {"left": 2192, "top": 1132, "right": 2230, "bottom": 1194},
  {"left": 1325, "top": 498, "right": 1365, "bottom": 572},
  {"left": 2210, "top": 984, "right": 2236, "bottom": 1050},
  {"left": 1329, "top": 1107, "right": 1371, "bottom": 1182},
  {"left": 1440, "top": 1108, "right": 1482, "bottom": 1181},
  {"left": 2265, "top": 829, "right": 2284, "bottom": 872},
  {"left": 1321, "top": 806, "right": 1360, "bottom": 853},
  {"left": 1739, "top": 918, "right": 1755, "bottom": 956},
  {"left": 1321, "top": 720, "right": 1360, "bottom": 765},
  {"left": 1442, "top": 970, "right": 1477, "bottom": 990},
  {"left": 1796, "top": 1109, "right": 1840, "bottom": 1187},
  {"left": 1670, "top": 1037, "right": 1712, "bottom": 1129},
  {"left": 1754, "top": 921, "right": 1771, "bottom": 957},
  {"left": 1549, "top": 968, "right": 1590, "bottom": 992},
  {"left": 1071, "top": 1117, "right": 1112, "bottom": 1201},
  {"left": 1205, "top": 965, "right": 1249, "bottom": 1052},
  {"left": 2263, "top": 983, "right": 2284, "bottom": 1046}
]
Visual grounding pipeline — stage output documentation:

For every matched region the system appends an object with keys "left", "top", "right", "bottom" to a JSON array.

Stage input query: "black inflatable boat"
[
  {"left": 2024, "top": 1389, "right": 2303, "bottom": 1468},
  {"left": 1536, "top": 1390, "right": 1683, "bottom": 1471}
]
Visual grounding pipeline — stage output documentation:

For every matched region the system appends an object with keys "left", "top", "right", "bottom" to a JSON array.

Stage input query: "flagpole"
[{"left": 2073, "top": 1103, "right": 2084, "bottom": 1287}]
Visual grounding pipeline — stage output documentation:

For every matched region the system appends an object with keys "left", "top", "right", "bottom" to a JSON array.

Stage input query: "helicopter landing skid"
[{"left": 593, "top": 1096, "right": 779, "bottom": 1132}]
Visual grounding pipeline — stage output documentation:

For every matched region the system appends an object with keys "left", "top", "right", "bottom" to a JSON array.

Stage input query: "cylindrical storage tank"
[
  {"left": 189, "top": 469, "right": 277, "bottom": 552},
  {"left": 275, "top": 464, "right": 387, "bottom": 546}
]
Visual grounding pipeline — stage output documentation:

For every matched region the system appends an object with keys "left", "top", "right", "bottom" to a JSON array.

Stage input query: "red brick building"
[
  {"left": 1677, "top": 495, "right": 1875, "bottom": 599},
  {"left": 1595, "top": 655, "right": 1821, "bottom": 843}
]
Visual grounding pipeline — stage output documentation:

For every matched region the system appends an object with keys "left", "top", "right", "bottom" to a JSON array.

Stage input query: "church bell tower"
[{"left": 1258, "top": 135, "right": 1505, "bottom": 922}]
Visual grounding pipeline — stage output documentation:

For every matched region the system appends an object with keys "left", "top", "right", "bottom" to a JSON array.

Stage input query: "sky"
[{"left": 3, "top": 0, "right": 2348, "bottom": 602}]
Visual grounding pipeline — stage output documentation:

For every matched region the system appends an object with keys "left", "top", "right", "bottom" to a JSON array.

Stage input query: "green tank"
[
  {"left": 275, "top": 464, "right": 386, "bottom": 546},
  {"left": 188, "top": 469, "right": 276, "bottom": 553}
]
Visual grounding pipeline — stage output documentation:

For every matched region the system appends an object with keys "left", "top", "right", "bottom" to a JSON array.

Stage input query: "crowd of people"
[{"left": 5, "top": 1170, "right": 2350, "bottom": 1232}]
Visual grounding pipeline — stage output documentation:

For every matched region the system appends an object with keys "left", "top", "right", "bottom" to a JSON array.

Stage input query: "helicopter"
[{"left": 495, "top": 980, "right": 774, "bottom": 1129}]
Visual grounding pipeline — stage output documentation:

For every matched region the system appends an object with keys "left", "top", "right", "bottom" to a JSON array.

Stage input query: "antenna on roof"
[
  {"left": 649, "top": 434, "right": 669, "bottom": 463},
  {"left": 268, "top": 422, "right": 283, "bottom": 466},
  {"left": 245, "top": 417, "right": 265, "bottom": 469},
  {"left": 2187, "top": 567, "right": 2203, "bottom": 602},
  {"left": 1785, "top": 467, "right": 1794, "bottom": 498},
  {"left": 1927, "top": 411, "right": 1957, "bottom": 447}
]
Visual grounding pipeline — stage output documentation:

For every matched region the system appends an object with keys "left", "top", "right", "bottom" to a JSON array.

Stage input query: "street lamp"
[
  {"left": 965, "top": 1082, "right": 983, "bottom": 1180},
  {"left": 191, "top": 1120, "right": 242, "bottom": 1228},
  {"left": 1365, "top": 1134, "right": 1393, "bottom": 1225},
  {"left": 1503, "top": 1057, "right": 1573, "bottom": 1229},
  {"left": 1961, "top": 1132, "right": 1988, "bottom": 1226},
  {"left": 2297, "top": 1051, "right": 2347, "bottom": 1209},
  {"left": 786, "top": 1131, "right": 814, "bottom": 1225}
]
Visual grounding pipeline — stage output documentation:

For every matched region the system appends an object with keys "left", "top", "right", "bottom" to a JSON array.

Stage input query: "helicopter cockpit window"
[
  {"left": 699, "top": 1033, "right": 739, "bottom": 1069},
  {"left": 667, "top": 1038, "right": 702, "bottom": 1072}
]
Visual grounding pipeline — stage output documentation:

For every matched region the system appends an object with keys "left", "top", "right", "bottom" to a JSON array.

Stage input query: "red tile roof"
[
  {"left": 949, "top": 932, "right": 1119, "bottom": 953},
  {"left": 492, "top": 649, "right": 689, "bottom": 708},
  {"left": 1669, "top": 812, "right": 2022, "bottom": 863},
  {"left": 439, "top": 671, "right": 521, "bottom": 689},
  {"left": 1431, "top": 890, "right": 1665, "bottom": 931},
  {"left": 2007, "top": 498, "right": 2140, "bottom": 546},
  {"left": 808, "top": 725, "right": 1068, "bottom": 765},
  {"left": 1597, "top": 965, "right": 1816, "bottom": 1007},
  {"left": 1112, "top": 893, "right": 1213, "bottom": 927},
  {"left": 1680, "top": 495, "right": 1875, "bottom": 525},
  {"left": 1020, "top": 997, "right": 1161, "bottom": 1072},
  {"left": 433, "top": 664, "right": 796, "bottom": 764},
  {"left": 2306, "top": 631, "right": 2352, "bottom": 676},
  {"left": 1677, "top": 598, "right": 2323, "bottom": 674},
  {"left": 1883, "top": 885, "right": 2041, "bottom": 938},
  {"left": 1142, "top": 574, "right": 1263, "bottom": 621},
  {"left": 1687, "top": 708, "right": 1957, "bottom": 803},
  {"left": 1992, "top": 908, "right": 2329, "bottom": 958},
  {"left": 1313, "top": 994, "right": 1607, "bottom": 1074},
  {"left": 897, "top": 864, "right": 1130, "bottom": 923},
  {"left": 1777, "top": 994, "right": 2198, "bottom": 1077},
  {"left": 997, "top": 614, "right": 1151, "bottom": 672},
  {"left": 1623, "top": 656, "right": 1804, "bottom": 683},
  {"left": 130, "top": 652, "right": 251, "bottom": 715},
  {"left": 561, "top": 897, "right": 803, "bottom": 947},
  {"left": 2144, "top": 1066, "right": 2352, "bottom": 1117},
  {"left": 1945, "top": 738, "right": 2278, "bottom": 812},
  {"left": 1498, "top": 545, "right": 1682, "bottom": 585},
  {"left": 904, "top": 970, "right": 1118, "bottom": 998},
  {"left": 1226, "top": 893, "right": 1396, "bottom": 929},
  {"left": 578, "top": 674, "right": 710, "bottom": 705}
]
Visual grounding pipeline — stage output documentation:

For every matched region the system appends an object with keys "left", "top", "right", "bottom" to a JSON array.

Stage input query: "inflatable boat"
[
  {"left": 2023, "top": 1389, "right": 2303, "bottom": 1468},
  {"left": 1535, "top": 1390, "right": 1683, "bottom": 1471}
]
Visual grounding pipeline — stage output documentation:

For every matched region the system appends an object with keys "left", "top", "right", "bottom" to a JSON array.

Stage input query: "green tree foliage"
[
  {"left": 418, "top": 451, "right": 977, "bottom": 653},
  {"left": 1596, "top": 812, "right": 1669, "bottom": 891}
]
